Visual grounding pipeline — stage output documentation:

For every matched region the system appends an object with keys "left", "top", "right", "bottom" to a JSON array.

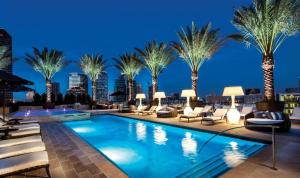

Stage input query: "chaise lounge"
[
  {"left": 201, "top": 109, "right": 228, "bottom": 125},
  {"left": 179, "top": 107, "right": 204, "bottom": 122},
  {"left": 0, "top": 151, "right": 50, "bottom": 177}
]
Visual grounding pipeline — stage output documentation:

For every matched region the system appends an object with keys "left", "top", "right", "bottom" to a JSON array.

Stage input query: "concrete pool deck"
[{"left": 8, "top": 112, "right": 300, "bottom": 178}]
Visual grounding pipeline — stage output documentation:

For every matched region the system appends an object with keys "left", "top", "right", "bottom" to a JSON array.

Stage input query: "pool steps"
[{"left": 176, "top": 144, "right": 262, "bottom": 178}]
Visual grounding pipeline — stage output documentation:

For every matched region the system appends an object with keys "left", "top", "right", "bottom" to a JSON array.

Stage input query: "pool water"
[
  {"left": 13, "top": 109, "right": 83, "bottom": 117},
  {"left": 64, "top": 115, "right": 266, "bottom": 178}
]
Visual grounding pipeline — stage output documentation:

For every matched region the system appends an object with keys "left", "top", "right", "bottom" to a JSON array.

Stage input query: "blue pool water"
[{"left": 64, "top": 115, "right": 266, "bottom": 178}]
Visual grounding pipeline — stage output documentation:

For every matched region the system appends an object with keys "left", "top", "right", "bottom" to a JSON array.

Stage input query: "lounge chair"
[
  {"left": 0, "top": 135, "right": 42, "bottom": 148},
  {"left": 142, "top": 106, "right": 157, "bottom": 115},
  {"left": 179, "top": 107, "right": 204, "bottom": 122},
  {"left": 289, "top": 107, "right": 300, "bottom": 120},
  {"left": 1, "top": 116, "right": 39, "bottom": 125},
  {"left": 0, "top": 127, "right": 41, "bottom": 139},
  {"left": 199, "top": 105, "right": 213, "bottom": 117},
  {"left": 240, "top": 106, "right": 254, "bottom": 119},
  {"left": 245, "top": 111, "right": 291, "bottom": 131},
  {"left": 0, "top": 151, "right": 50, "bottom": 177},
  {"left": 0, "top": 121, "right": 40, "bottom": 131},
  {"left": 0, "top": 141, "right": 45, "bottom": 159},
  {"left": 157, "top": 107, "right": 178, "bottom": 118},
  {"left": 201, "top": 109, "right": 228, "bottom": 125},
  {"left": 133, "top": 106, "right": 148, "bottom": 115}
]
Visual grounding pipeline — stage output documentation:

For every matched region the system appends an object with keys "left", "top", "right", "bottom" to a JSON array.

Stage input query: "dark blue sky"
[{"left": 2, "top": 0, "right": 300, "bottom": 99}]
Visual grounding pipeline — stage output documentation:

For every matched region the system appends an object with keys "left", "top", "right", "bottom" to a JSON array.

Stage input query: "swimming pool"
[{"left": 64, "top": 115, "right": 266, "bottom": 178}]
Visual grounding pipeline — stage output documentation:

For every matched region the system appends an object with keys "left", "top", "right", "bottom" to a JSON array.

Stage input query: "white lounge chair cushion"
[
  {"left": 0, "top": 151, "right": 48, "bottom": 176},
  {"left": 204, "top": 116, "right": 223, "bottom": 121},
  {"left": 0, "top": 135, "right": 42, "bottom": 148},
  {"left": 247, "top": 118, "right": 284, "bottom": 125},
  {"left": 11, "top": 124, "right": 40, "bottom": 131},
  {"left": 0, "top": 141, "right": 45, "bottom": 159},
  {"left": 9, "top": 128, "right": 40, "bottom": 137},
  {"left": 18, "top": 120, "right": 39, "bottom": 124},
  {"left": 157, "top": 111, "right": 170, "bottom": 114}
]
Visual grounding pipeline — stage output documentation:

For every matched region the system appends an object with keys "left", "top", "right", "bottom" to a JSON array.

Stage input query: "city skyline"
[{"left": 2, "top": 0, "right": 300, "bottom": 100}]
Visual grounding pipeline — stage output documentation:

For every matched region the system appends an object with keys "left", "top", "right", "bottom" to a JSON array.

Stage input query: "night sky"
[{"left": 2, "top": 0, "right": 300, "bottom": 100}]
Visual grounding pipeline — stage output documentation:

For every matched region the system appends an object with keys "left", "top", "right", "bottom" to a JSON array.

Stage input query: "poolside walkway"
[{"left": 116, "top": 113, "right": 300, "bottom": 178}]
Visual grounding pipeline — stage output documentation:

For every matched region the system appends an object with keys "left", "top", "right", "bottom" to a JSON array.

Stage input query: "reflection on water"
[
  {"left": 128, "top": 123, "right": 133, "bottom": 133},
  {"left": 181, "top": 132, "right": 198, "bottom": 161},
  {"left": 136, "top": 122, "right": 146, "bottom": 141},
  {"left": 154, "top": 126, "right": 168, "bottom": 145},
  {"left": 224, "top": 141, "right": 246, "bottom": 167}
]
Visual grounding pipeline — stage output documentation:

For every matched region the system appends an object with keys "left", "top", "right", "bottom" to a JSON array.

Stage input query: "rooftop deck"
[{"left": 8, "top": 113, "right": 300, "bottom": 178}]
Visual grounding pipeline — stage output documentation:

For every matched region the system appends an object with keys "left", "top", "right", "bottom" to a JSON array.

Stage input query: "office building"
[
  {"left": 51, "top": 82, "right": 60, "bottom": 100},
  {"left": 113, "top": 75, "right": 127, "bottom": 102},
  {"left": 96, "top": 73, "right": 108, "bottom": 103},
  {"left": 68, "top": 73, "right": 88, "bottom": 95},
  {"left": 244, "top": 88, "right": 264, "bottom": 104},
  {"left": 0, "top": 29, "right": 13, "bottom": 103},
  {"left": 279, "top": 93, "right": 300, "bottom": 115}
]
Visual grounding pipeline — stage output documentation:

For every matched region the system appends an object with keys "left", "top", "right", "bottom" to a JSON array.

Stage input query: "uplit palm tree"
[
  {"left": 232, "top": 0, "right": 300, "bottom": 101},
  {"left": 172, "top": 22, "right": 225, "bottom": 97},
  {"left": 135, "top": 41, "right": 174, "bottom": 99},
  {"left": 25, "top": 47, "right": 69, "bottom": 103},
  {"left": 0, "top": 47, "right": 10, "bottom": 70},
  {"left": 80, "top": 54, "right": 106, "bottom": 103},
  {"left": 114, "top": 53, "right": 143, "bottom": 102}
]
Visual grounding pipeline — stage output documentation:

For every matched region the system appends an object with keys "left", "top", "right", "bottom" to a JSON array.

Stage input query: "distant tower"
[
  {"left": 96, "top": 73, "right": 108, "bottom": 103},
  {"left": 114, "top": 75, "right": 127, "bottom": 102},
  {"left": 0, "top": 29, "right": 13, "bottom": 103},
  {"left": 51, "top": 82, "right": 60, "bottom": 100},
  {"left": 68, "top": 73, "right": 88, "bottom": 95}
]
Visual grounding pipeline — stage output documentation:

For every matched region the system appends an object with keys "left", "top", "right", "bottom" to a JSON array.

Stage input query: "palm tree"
[
  {"left": 135, "top": 41, "right": 174, "bottom": 100},
  {"left": 232, "top": 0, "right": 300, "bottom": 101},
  {"left": 114, "top": 53, "right": 143, "bottom": 102},
  {"left": 80, "top": 54, "right": 106, "bottom": 103},
  {"left": 0, "top": 47, "right": 11, "bottom": 70},
  {"left": 25, "top": 47, "right": 69, "bottom": 103},
  {"left": 172, "top": 22, "right": 225, "bottom": 97}
]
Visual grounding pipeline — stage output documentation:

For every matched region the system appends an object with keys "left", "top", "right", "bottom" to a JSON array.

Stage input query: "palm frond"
[
  {"left": 172, "top": 21, "right": 224, "bottom": 72},
  {"left": 25, "top": 47, "right": 69, "bottom": 80},
  {"left": 0, "top": 47, "right": 11, "bottom": 70},
  {"left": 80, "top": 54, "right": 106, "bottom": 81},
  {"left": 232, "top": 0, "right": 300, "bottom": 54},
  {"left": 135, "top": 40, "right": 174, "bottom": 78},
  {"left": 114, "top": 53, "right": 144, "bottom": 80}
]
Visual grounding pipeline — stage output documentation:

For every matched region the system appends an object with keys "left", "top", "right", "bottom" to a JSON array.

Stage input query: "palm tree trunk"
[
  {"left": 191, "top": 71, "right": 198, "bottom": 99},
  {"left": 262, "top": 53, "right": 275, "bottom": 101},
  {"left": 152, "top": 77, "right": 158, "bottom": 100},
  {"left": 128, "top": 79, "right": 133, "bottom": 102},
  {"left": 46, "top": 79, "right": 52, "bottom": 103},
  {"left": 92, "top": 81, "right": 96, "bottom": 102}
]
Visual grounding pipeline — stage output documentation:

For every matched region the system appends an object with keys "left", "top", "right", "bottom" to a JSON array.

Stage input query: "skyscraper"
[
  {"left": 0, "top": 29, "right": 13, "bottom": 103},
  {"left": 51, "top": 82, "right": 60, "bottom": 100},
  {"left": 68, "top": 73, "right": 88, "bottom": 95},
  {"left": 113, "top": 75, "right": 126, "bottom": 102},
  {"left": 96, "top": 73, "right": 108, "bottom": 103}
]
